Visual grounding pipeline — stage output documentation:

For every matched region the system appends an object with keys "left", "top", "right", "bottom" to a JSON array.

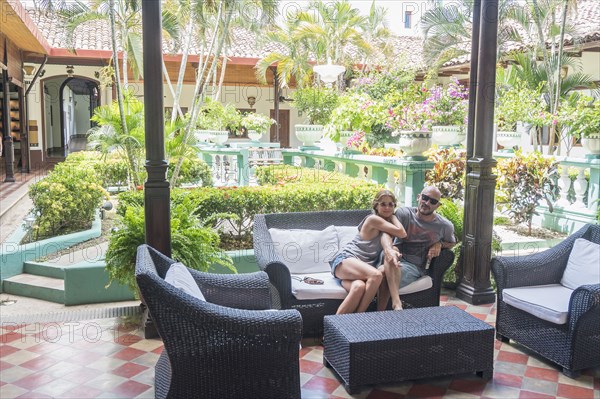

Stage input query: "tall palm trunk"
[
  {"left": 171, "top": 20, "right": 195, "bottom": 123},
  {"left": 109, "top": 0, "right": 136, "bottom": 186},
  {"left": 552, "top": 0, "right": 571, "bottom": 155}
]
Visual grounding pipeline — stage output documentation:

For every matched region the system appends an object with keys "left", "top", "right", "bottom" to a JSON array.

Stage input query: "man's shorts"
[{"left": 399, "top": 260, "right": 425, "bottom": 288}]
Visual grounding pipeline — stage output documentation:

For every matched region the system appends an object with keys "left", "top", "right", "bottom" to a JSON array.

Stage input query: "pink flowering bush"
[
  {"left": 387, "top": 102, "right": 432, "bottom": 132},
  {"left": 424, "top": 80, "right": 469, "bottom": 126}
]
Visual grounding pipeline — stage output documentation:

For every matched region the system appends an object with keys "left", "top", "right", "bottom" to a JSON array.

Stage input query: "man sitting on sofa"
[{"left": 377, "top": 186, "right": 456, "bottom": 310}]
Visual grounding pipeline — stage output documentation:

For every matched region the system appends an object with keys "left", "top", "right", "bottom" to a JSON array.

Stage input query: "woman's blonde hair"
[{"left": 372, "top": 189, "right": 397, "bottom": 214}]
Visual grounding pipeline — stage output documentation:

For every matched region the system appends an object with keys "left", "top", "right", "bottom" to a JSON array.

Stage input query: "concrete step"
[
  {"left": 23, "top": 261, "right": 65, "bottom": 279},
  {"left": 3, "top": 273, "right": 65, "bottom": 304}
]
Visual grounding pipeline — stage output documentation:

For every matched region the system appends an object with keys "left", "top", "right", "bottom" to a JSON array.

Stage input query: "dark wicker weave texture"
[
  {"left": 323, "top": 307, "right": 494, "bottom": 393},
  {"left": 135, "top": 245, "right": 303, "bottom": 399},
  {"left": 491, "top": 224, "right": 600, "bottom": 377},
  {"left": 253, "top": 210, "right": 454, "bottom": 337}
]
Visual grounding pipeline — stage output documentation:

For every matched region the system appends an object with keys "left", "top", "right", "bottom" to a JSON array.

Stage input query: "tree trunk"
[{"left": 171, "top": 20, "right": 194, "bottom": 123}]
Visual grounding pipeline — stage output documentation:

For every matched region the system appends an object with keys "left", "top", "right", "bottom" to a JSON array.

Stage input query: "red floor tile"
[
  {"left": 300, "top": 358, "right": 324, "bottom": 374},
  {"left": 302, "top": 375, "right": 341, "bottom": 394},
  {"left": 151, "top": 346, "right": 164, "bottom": 354},
  {"left": 13, "top": 373, "right": 55, "bottom": 390},
  {"left": 497, "top": 350, "right": 529, "bottom": 364},
  {"left": 110, "top": 380, "right": 152, "bottom": 397},
  {"left": 524, "top": 366, "right": 559, "bottom": 382},
  {"left": 0, "top": 344, "right": 20, "bottom": 357},
  {"left": 0, "top": 332, "right": 25, "bottom": 344},
  {"left": 111, "top": 347, "right": 146, "bottom": 361},
  {"left": 407, "top": 384, "right": 446, "bottom": 398},
  {"left": 110, "top": 362, "right": 149, "bottom": 378},
  {"left": 493, "top": 372, "right": 523, "bottom": 388},
  {"left": 557, "top": 383, "right": 594, "bottom": 398},
  {"left": 20, "top": 356, "right": 59, "bottom": 372},
  {"left": 470, "top": 313, "right": 487, "bottom": 320},
  {"left": 0, "top": 360, "right": 12, "bottom": 371}
]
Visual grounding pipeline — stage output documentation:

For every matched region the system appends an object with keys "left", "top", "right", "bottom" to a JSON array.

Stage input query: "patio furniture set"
[{"left": 135, "top": 214, "right": 600, "bottom": 398}]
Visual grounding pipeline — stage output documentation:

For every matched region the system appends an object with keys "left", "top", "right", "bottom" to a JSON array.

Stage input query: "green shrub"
[
  {"left": 105, "top": 197, "right": 235, "bottom": 293},
  {"left": 425, "top": 147, "right": 467, "bottom": 200},
  {"left": 255, "top": 165, "right": 377, "bottom": 187},
  {"left": 28, "top": 162, "right": 108, "bottom": 239},
  {"left": 496, "top": 150, "right": 558, "bottom": 234},
  {"left": 168, "top": 158, "right": 213, "bottom": 187},
  {"left": 64, "top": 151, "right": 129, "bottom": 188},
  {"left": 117, "top": 181, "right": 380, "bottom": 245}
]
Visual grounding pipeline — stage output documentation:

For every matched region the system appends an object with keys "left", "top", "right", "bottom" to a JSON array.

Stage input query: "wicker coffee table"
[{"left": 323, "top": 306, "right": 494, "bottom": 394}]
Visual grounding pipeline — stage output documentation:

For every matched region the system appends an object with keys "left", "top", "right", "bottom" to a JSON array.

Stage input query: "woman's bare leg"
[
  {"left": 383, "top": 256, "right": 403, "bottom": 310},
  {"left": 377, "top": 265, "right": 390, "bottom": 311},
  {"left": 335, "top": 258, "right": 383, "bottom": 313},
  {"left": 337, "top": 280, "right": 365, "bottom": 314}
]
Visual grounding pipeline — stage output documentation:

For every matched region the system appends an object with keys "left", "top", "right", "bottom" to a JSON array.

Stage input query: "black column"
[
  {"left": 142, "top": 0, "right": 170, "bottom": 256},
  {"left": 19, "top": 87, "right": 30, "bottom": 173},
  {"left": 456, "top": 0, "right": 497, "bottom": 305},
  {"left": 2, "top": 43, "right": 15, "bottom": 182}
]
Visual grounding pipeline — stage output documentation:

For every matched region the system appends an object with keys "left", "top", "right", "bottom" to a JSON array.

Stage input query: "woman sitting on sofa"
[{"left": 329, "top": 189, "right": 407, "bottom": 314}]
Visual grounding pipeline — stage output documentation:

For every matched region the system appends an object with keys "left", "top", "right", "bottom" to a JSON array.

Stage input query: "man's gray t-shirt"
[{"left": 394, "top": 207, "right": 456, "bottom": 267}]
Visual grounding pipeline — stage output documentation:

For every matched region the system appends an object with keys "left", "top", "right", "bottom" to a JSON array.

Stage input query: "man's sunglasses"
[{"left": 420, "top": 194, "right": 439, "bottom": 205}]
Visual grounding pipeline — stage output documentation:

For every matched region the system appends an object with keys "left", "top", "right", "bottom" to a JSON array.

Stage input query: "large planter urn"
[
  {"left": 581, "top": 133, "right": 600, "bottom": 155},
  {"left": 396, "top": 131, "right": 432, "bottom": 160},
  {"left": 209, "top": 130, "right": 230, "bottom": 145},
  {"left": 339, "top": 130, "right": 354, "bottom": 147},
  {"left": 295, "top": 124, "right": 324, "bottom": 149},
  {"left": 496, "top": 130, "right": 521, "bottom": 152},
  {"left": 247, "top": 130, "right": 263, "bottom": 142},
  {"left": 431, "top": 125, "right": 465, "bottom": 146}
]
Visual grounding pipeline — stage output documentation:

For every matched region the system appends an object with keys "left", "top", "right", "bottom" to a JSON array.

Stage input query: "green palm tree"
[
  {"left": 359, "top": 1, "right": 392, "bottom": 73},
  {"left": 88, "top": 92, "right": 145, "bottom": 187}
]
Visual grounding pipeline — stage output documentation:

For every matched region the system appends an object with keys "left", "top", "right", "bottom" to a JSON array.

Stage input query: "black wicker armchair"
[
  {"left": 253, "top": 210, "right": 454, "bottom": 337},
  {"left": 135, "top": 244, "right": 303, "bottom": 399},
  {"left": 491, "top": 224, "right": 600, "bottom": 378}
]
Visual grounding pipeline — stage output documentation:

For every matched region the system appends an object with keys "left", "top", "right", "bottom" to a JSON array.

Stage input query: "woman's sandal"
[{"left": 292, "top": 276, "right": 324, "bottom": 285}]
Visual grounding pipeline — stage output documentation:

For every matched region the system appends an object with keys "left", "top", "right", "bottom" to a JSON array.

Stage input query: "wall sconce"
[
  {"left": 560, "top": 66, "right": 568, "bottom": 79},
  {"left": 23, "top": 65, "right": 36, "bottom": 76},
  {"left": 247, "top": 96, "right": 256, "bottom": 108},
  {"left": 38, "top": 69, "right": 46, "bottom": 77},
  {"left": 66, "top": 65, "right": 75, "bottom": 77}
]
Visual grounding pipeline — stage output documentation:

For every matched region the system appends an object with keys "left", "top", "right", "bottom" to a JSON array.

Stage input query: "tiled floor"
[{"left": 1, "top": 294, "right": 598, "bottom": 399}]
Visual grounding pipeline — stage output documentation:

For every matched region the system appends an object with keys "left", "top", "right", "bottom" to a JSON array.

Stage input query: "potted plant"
[
  {"left": 495, "top": 83, "right": 545, "bottom": 151},
  {"left": 241, "top": 112, "right": 276, "bottom": 142},
  {"left": 196, "top": 98, "right": 241, "bottom": 145},
  {"left": 426, "top": 79, "right": 469, "bottom": 146},
  {"left": 387, "top": 102, "right": 432, "bottom": 160},
  {"left": 560, "top": 95, "right": 600, "bottom": 155},
  {"left": 325, "top": 92, "right": 385, "bottom": 149},
  {"left": 291, "top": 86, "right": 338, "bottom": 148}
]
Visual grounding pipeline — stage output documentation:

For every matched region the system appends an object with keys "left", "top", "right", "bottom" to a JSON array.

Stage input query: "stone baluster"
[
  {"left": 555, "top": 165, "right": 572, "bottom": 208},
  {"left": 385, "top": 167, "right": 398, "bottom": 195},
  {"left": 572, "top": 165, "right": 588, "bottom": 209}
]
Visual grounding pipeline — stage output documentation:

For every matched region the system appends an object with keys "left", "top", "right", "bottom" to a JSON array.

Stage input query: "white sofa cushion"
[
  {"left": 165, "top": 262, "right": 206, "bottom": 301},
  {"left": 561, "top": 238, "right": 600, "bottom": 290},
  {"left": 291, "top": 273, "right": 433, "bottom": 300},
  {"left": 335, "top": 225, "right": 359, "bottom": 249},
  {"left": 503, "top": 284, "right": 573, "bottom": 325},
  {"left": 268, "top": 226, "right": 339, "bottom": 274}
]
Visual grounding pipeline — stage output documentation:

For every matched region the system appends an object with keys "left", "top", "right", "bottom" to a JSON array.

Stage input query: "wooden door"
[{"left": 270, "top": 109, "right": 290, "bottom": 148}]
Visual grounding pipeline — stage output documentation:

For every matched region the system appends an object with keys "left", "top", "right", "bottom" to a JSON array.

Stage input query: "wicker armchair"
[
  {"left": 135, "top": 244, "right": 303, "bottom": 399},
  {"left": 492, "top": 224, "right": 600, "bottom": 377},
  {"left": 253, "top": 210, "right": 454, "bottom": 337}
]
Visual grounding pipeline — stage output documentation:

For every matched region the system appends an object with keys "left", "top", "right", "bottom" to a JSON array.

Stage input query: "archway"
[{"left": 42, "top": 76, "right": 100, "bottom": 158}]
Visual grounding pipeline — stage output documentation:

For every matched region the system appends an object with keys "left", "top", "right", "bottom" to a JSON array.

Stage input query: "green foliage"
[
  {"left": 493, "top": 215, "right": 511, "bottom": 226},
  {"left": 197, "top": 97, "right": 241, "bottom": 131},
  {"left": 105, "top": 198, "right": 235, "bottom": 293},
  {"left": 63, "top": 151, "right": 129, "bottom": 188},
  {"left": 28, "top": 162, "right": 108, "bottom": 240},
  {"left": 291, "top": 86, "right": 339, "bottom": 125},
  {"left": 496, "top": 150, "right": 559, "bottom": 234},
  {"left": 167, "top": 158, "right": 213, "bottom": 187},
  {"left": 425, "top": 79, "right": 469, "bottom": 126},
  {"left": 437, "top": 199, "right": 463, "bottom": 240},
  {"left": 325, "top": 92, "right": 388, "bottom": 141},
  {"left": 241, "top": 112, "right": 276, "bottom": 132},
  {"left": 425, "top": 147, "right": 466, "bottom": 200},
  {"left": 495, "top": 81, "right": 546, "bottom": 131},
  {"left": 352, "top": 68, "right": 417, "bottom": 101},
  {"left": 255, "top": 164, "right": 376, "bottom": 187},
  {"left": 560, "top": 95, "right": 600, "bottom": 138},
  {"left": 117, "top": 175, "right": 379, "bottom": 245}
]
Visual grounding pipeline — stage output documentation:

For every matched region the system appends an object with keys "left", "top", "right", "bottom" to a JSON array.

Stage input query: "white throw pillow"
[
  {"left": 165, "top": 262, "right": 206, "bottom": 301},
  {"left": 268, "top": 225, "right": 339, "bottom": 274},
  {"left": 335, "top": 225, "right": 359, "bottom": 249},
  {"left": 561, "top": 238, "right": 600, "bottom": 290}
]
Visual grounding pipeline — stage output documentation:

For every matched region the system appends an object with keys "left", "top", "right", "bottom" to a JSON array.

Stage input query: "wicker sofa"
[
  {"left": 492, "top": 224, "right": 600, "bottom": 377},
  {"left": 253, "top": 210, "right": 454, "bottom": 337},
  {"left": 135, "top": 244, "right": 303, "bottom": 399}
]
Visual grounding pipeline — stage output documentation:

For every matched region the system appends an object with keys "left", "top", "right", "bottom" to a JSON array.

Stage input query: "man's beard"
[{"left": 418, "top": 204, "right": 434, "bottom": 216}]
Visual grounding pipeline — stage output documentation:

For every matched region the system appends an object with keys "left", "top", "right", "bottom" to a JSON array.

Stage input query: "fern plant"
[{"left": 105, "top": 197, "right": 235, "bottom": 293}]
